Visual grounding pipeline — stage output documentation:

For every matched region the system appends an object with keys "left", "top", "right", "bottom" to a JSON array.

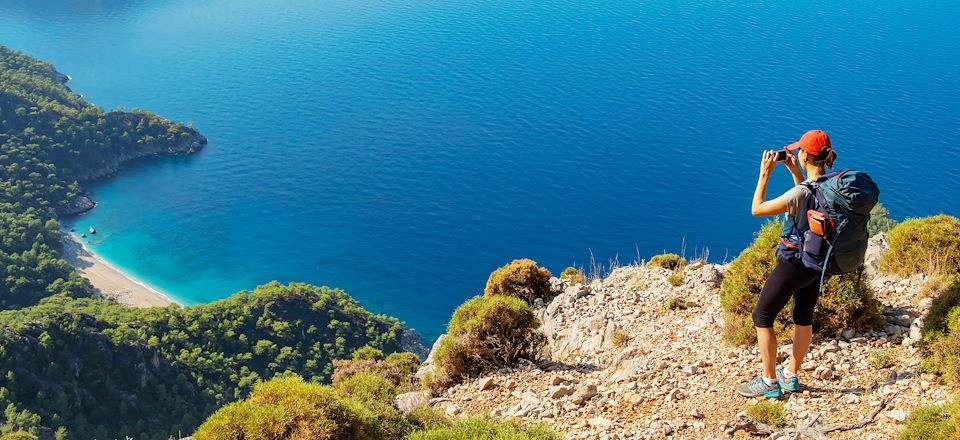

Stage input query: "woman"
[{"left": 734, "top": 129, "right": 838, "bottom": 398}]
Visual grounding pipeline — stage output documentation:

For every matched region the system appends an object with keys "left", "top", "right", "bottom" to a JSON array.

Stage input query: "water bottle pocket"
[{"left": 801, "top": 231, "right": 828, "bottom": 271}]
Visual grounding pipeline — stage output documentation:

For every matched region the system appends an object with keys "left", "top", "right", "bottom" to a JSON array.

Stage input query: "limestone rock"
[{"left": 394, "top": 391, "right": 430, "bottom": 415}]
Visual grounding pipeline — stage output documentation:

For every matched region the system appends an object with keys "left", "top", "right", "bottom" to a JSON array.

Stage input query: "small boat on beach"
[
  {"left": 80, "top": 233, "right": 87, "bottom": 238},
  {"left": 89, "top": 227, "right": 97, "bottom": 234}
]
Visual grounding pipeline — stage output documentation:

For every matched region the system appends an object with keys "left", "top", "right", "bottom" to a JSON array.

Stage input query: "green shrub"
[
  {"left": 880, "top": 215, "right": 960, "bottom": 276},
  {"left": 334, "top": 372, "right": 410, "bottom": 439},
  {"left": 332, "top": 351, "right": 420, "bottom": 390},
  {"left": 868, "top": 349, "right": 895, "bottom": 370},
  {"left": 899, "top": 395, "right": 960, "bottom": 440},
  {"left": 484, "top": 259, "right": 554, "bottom": 304},
  {"left": 720, "top": 220, "right": 884, "bottom": 345},
  {"left": 647, "top": 253, "right": 686, "bottom": 270},
  {"left": 407, "top": 407, "right": 451, "bottom": 431},
  {"left": 386, "top": 352, "right": 421, "bottom": 383},
  {"left": 667, "top": 272, "right": 684, "bottom": 286},
  {"left": 745, "top": 400, "right": 786, "bottom": 427},
  {"left": 407, "top": 415, "right": 560, "bottom": 440},
  {"left": 431, "top": 295, "right": 544, "bottom": 390},
  {"left": 353, "top": 345, "right": 385, "bottom": 361},
  {"left": 919, "top": 275, "right": 960, "bottom": 383},
  {"left": 922, "top": 275, "right": 960, "bottom": 337},
  {"left": 813, "top": 273, "right": 885, "bottom": 338},
  {"left": 331, "top": 358, "right": 404, "bottom": 387},
  {"left": 559, "top": 267, "right": 585, "bottom": 286},
  {"left": 0, "top": 433, "right": 38, "bottom": 440},
  {"left": 867, "top": 203, "right": 898, "bottom": 236},
  {"left": 720, "top": 221, "right": 782, "bottom": 344},
  {"left": 193, "top": 375, "right": 380, "bottom": 440}
]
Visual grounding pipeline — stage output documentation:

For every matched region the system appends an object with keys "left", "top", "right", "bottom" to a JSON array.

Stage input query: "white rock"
[
  {"left": 885, "top": 409, "right": 907, "bottom": 422},
  {"left": 478, "top": 377, "right": 495, "bottom": 391},
  {"left": 394, "top": 391, "right": 430, "bottom": 415},
  {"left": 588, "top": 416, "right": 613, "bottom": 429}
]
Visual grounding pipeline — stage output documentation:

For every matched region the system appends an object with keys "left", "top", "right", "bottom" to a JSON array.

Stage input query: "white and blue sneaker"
[
  {"left": 735, "top": 376, "right": 782, "bottom": 398},
  {"left": 776, "top": 366, "right": 800, "bottom": 393}
]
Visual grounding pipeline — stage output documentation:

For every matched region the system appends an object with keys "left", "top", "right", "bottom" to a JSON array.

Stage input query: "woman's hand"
[
  {"left": 783, "top": 149, "right": 800, "bottom": 172},
  {"left": 783, "top": 149, "right": 805, "bottom": 185},
  {"left": 759, "top": 150, "right": 777, "bottom": 177}
]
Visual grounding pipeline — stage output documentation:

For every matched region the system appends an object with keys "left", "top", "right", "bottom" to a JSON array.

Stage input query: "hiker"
[{"left": 734, "top": 129, "right": 839, "bottom": 398}]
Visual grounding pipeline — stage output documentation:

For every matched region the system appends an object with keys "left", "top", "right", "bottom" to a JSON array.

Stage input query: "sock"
[
  {"left": 782, "top": 368, "right": 797, "bottom": 379},
  {"left": 762, "top": 376, "right": 777, "bottom": 386}
]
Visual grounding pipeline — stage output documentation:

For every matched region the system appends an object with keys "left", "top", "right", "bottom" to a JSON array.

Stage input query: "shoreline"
[{"left": 62, "top": 233, "right": 181, "bottom": 308}]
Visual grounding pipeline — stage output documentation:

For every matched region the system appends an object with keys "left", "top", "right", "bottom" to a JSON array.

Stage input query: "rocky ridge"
[{"left": 411, "top": 237, "right": 957, "bottom": 439}]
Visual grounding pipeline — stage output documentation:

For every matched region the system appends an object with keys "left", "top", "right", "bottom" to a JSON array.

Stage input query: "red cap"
[{"left": 786, "top": 130, "right": 832, "bottom": 156}]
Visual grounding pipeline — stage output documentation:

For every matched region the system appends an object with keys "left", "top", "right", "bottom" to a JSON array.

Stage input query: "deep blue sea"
[{"left": 2, "top": 0, "right": 959, "bottom": 340}]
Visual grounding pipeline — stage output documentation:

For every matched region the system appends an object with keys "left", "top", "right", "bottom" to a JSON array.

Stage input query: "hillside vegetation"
[
  {"left": 0, "top": 282, "right": 406, "bottom": 439},
  {"left": 0, "top": 46, "right": 416, "bottom": 440},
  {"left": 0, "top": 44, "right": 205, "bottom": 309}
]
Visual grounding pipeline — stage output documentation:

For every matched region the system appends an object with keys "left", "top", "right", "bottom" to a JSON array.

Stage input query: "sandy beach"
[{"left": 62, "top": 233, "right": 178, "bottom": 308}]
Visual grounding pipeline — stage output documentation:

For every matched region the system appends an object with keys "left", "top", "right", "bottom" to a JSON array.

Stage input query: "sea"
[{"left": 1, "top": 0, "right": 958, "bottom": 340}]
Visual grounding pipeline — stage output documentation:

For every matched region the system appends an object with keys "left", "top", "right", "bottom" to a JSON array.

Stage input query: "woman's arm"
[{"left": 751, "top": 150, "right": 790, "bottom": 217}]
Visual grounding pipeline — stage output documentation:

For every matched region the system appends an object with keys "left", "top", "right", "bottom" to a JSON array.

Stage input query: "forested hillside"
[
  {"left": 0, "top": 283, "right": 406, "bottom": 439},
  {"left": 0, "top": 46, "right": 414, "bottom": 440},
  {"left": 0, "top": 44, "right": 205, "bottom": 309}
]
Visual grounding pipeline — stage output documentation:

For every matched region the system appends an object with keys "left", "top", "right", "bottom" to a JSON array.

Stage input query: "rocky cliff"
[{"left": 414, "top": 237, "right": 954, "bottom": 439}]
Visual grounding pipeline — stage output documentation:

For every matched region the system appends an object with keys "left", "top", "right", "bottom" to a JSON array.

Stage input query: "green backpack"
[{"left": 802, "top": 170, "right": 880, "bottom": 287}]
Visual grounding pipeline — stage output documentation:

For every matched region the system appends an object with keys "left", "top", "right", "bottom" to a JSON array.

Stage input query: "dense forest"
[
  {"left": 0, "top": 44, "right": 204, "bottom": 309},
  {"left": 0, "top": 45, "right": 411, "bottom": 439},
  {"left": 0, "top": 283, "right": 406, "bottom": 439}
]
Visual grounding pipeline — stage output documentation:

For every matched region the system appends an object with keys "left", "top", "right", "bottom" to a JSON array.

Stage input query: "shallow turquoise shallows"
[{"left": 2, "top": 0, "right": 959, "bottom": 340}]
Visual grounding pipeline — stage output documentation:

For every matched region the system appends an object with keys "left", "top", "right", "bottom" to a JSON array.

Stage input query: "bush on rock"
[
  {"left": 430, "top": 295, "right": 544, "bottom": 391},
  {"left": 879, "top": 214, "right": 960, "bottom": 276},
  {"left": 484, "top": 259, "right": 553, "bottom": 304},
  {"left": 720, "top": 220, "right": 883, "bottom": 345},
  {"left": 331, "top": 349, "right": 420, "bottom": 390},
  {"left": 867, "top": 203, "right": 898, "bottom": 237},
  {"left": 559, "top": 266, "right": 585, "bottom": 286},
  {"left": 647, "top": 253, "right": 686, "bottom": 270}
]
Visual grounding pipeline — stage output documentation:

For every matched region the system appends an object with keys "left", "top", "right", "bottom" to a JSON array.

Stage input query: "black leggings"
[{"left": 752, "top": 258, "right": 822, "bottom": 328}]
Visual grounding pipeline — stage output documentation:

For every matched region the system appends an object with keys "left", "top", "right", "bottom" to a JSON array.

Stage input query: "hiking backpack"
[{"left": 778, "top": 170, "right": 880, "bottom": 289}]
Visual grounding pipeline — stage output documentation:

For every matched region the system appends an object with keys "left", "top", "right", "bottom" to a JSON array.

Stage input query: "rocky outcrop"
[
  {"left": 422, "top": 241, "right": 952, "bottom": 440},
  {"left": 395, "top": 390, "right": 431, "bottom": 415},
  {"left": 58, "top": 193, "right": 97, "bottom": 216},
  {"left": 72, "top": 127, "right": 207, "bottom": 183},
  {"left": 45, "top": 74, "right": 208, "bottom": 216},
  {"left": 415, "top": 334, "right": 447, "bottom": 381},
  {"left": 399, "top": 327, "right": 430, "bottom": 360}
]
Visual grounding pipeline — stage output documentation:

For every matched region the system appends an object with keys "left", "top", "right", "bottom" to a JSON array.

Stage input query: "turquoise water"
[{"left": 2, "top": 0, "right": 959, "bottom": 339}]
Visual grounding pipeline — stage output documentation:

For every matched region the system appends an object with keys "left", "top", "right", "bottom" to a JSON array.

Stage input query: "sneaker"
[
  {"left": 734, "top": 376, "right": 781, "bottom": 398},
  {"left": 777, "top": 366, "right": 800, "bottom": 392}
]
